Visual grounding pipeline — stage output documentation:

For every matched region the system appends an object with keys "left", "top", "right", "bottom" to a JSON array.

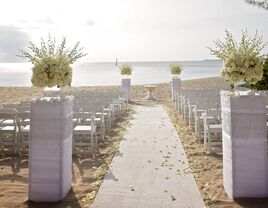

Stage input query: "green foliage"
[
  {"left": 120, "top": 64, "right": 132, "bottom": 75},
  {"left": 208, "top": 29, "right": 265, "bottom": 61},
  {"left": 18, "top": 34, "right": 87, "bottom": 65},
  {"left": 245, "top": 0, "right": 268, "bottom": 10},
  {"left": 170, "top": 64, "right": 183, "bottom": 75},
  {"left": 208, "top": 29, "right": 266, "bottom": 85},
  {"left": 18, "top": 35, "right": 87, "bottom": 88}
]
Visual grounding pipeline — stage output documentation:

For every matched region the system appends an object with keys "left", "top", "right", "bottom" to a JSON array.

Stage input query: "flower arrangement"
[
  {"left": 170, "top": 64, "right": 183, "bottom": 75},
  {"left": 209, "top": 30, "right": 266, "bottom": 86},
  {"left": 246, "top": 56, "right": 268, "bottom": 90},
  {"left": 19, "top": 35, "right": 86, "bottom": 88},
  {"left": 120, "top": 64, "right": 132, "bottom": 76}
]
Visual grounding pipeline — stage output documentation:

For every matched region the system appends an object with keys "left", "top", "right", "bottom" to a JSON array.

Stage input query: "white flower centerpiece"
[
  {"left": 209, "top": 30, "right": 268, "bottom": 199},
  {"left": 19, "top": 35, "right": 86, "bottom": 90},
  {"left": 19, "top": 36, "right": 87, "bottom": 202},
  {"left": 209, "top": 29, "right": 265, "bottom": 89},
  {"left": 170, "top": 64, "right": 183, "bottom": 101},
  {"left": 120, "top": 64, "right": 132, "bottom": 102}
]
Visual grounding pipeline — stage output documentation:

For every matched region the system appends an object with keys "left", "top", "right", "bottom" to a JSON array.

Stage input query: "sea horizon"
[{"left": 0, "top": 60, "right": 222, "bottom": 87}]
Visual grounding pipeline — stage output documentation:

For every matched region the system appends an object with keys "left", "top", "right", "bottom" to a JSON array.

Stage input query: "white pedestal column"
[
  {"left": 221, "top": 91, "right": 268, "bottom": 198},
  {"left": 29, "top": 96, "right": 73, "bottom": 202},
  {"left": 171, "top": 77, "right": 181, "bottom": 101},
  {"left": 121, "top": 78, "right": 131, "bottom": 102}
]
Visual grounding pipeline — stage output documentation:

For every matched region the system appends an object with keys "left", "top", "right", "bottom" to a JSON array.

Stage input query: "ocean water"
[{"left": 0, "top": 60, "right": 222, "bottom": 86}]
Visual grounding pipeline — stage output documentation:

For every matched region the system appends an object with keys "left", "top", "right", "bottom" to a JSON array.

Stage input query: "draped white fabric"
[
  {"left": 121, "top": 78, "right": 131, "bottom": 102},
  {"left": 171, "top": 77, "right": 181, "bottom": 101},
  {"left": 221, "top": 91, "right": 268, "bottom": 198},
  {"left": 29, "top": 96, "right": 73, "bottom": 202}
]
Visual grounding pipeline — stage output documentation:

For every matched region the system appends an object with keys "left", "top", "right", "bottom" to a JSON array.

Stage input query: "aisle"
[{"left": 92, "top": 104, "right": 204, "bottom": 208}]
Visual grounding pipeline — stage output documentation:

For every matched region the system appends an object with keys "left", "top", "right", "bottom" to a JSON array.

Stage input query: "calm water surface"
[{"left": 0, "top": 60, "right": 222, "bottom": 86}]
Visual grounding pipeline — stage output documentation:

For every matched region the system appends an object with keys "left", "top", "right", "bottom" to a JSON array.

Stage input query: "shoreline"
[{"left": 0, "top": 76, "right": 227, "bottom": 105}]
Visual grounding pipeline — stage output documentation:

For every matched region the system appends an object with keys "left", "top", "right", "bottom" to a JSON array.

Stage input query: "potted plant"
[
  {"left": 209, "top": 29, "right": 268, "bottom": 198},
  {"left": 170, "top": 64, "right": 183, "bottom": 77},
  {"left": 209, "top": 30, "right": 264, "bottom": 89},
  {"left": 19, "top": 35, "right": 86, "bottom": 202},
  {"left": 19, "top": 35, "right": 86, "bottom": 90},
  {"left": 120, "top": 64, "right": 132, "bottom": 102},
  {"left": 169, "top": 64, "right": 183, "bottom": 101}
]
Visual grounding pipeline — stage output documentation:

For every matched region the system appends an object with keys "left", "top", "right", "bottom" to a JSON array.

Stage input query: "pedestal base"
[
  {"left": 171, "top": 77, "right": 181, "bottom": 101},
  {"left": 221, "top": 91, "right": 268, "bottom": 198},
  {"left": 29, "top": 96, "right": 73, "bottom": 202},
  {"left": 121, "top": 79, "right": 131, "bottom": 102},
  {"left": 144, "top": 92, "right": 156, "bottom": 100}
]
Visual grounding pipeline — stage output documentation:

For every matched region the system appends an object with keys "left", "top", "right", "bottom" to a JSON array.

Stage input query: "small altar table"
[{"left": 144, "top": 85, "right": 156, "bottom": 100}]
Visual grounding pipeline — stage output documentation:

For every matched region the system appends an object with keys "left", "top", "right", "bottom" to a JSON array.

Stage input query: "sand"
[
  {"left": 0, "top": 77, "right": 227, "bottom": 105},
  {"left": 1, "top": 76, "right": 267, "bottom": 208},
  {"left": 0, "top": 106, "right": 134, "bottom": 208}
]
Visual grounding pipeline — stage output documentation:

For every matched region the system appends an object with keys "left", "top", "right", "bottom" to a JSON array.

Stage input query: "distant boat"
[{"left": 115, "top": 58, "right": 118, "bottom": 66}]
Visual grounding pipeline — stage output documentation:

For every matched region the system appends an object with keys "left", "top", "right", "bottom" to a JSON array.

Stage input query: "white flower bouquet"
[
  {"left": 19, "top": 35, "right": 86, "bottom": 88},
  {"left": 209, "top": 30, "right": 266, "bottom": 86},
  {"left": 170, "top": 64, "right": 183, "bottom": 75},
  {"left": 120, "top": 64, "right": 132, "bottom": 76}
]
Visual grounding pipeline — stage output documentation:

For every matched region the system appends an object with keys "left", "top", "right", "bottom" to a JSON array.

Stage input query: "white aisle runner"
[{"left": 92, "top": 104, "right": 205, "bottom": 208}]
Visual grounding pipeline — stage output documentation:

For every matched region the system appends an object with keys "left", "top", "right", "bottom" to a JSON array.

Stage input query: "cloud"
[
  {"left": 16, "top": 17, "right": 54, "bottom": 30},
  {"left": 0, "top": 26, "right": 30, "bottom": 62},
  {"left": 36, "top": 17, "right": 54, "bottom": 24},
  {"left": 86, "top": 18, "right": 95, "bottom": 27}
]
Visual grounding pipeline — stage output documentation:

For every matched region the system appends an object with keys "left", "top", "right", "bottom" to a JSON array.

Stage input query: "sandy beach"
[
  {"left": 0, "top": 76, "right": 266, "bottom": 208},
  {"left": 0, "top": 76, "right": 227, "bottom": 105}
]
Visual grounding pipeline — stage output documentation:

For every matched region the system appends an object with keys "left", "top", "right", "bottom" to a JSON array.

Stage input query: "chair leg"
[
  {"left": 195, "top": 118, "right": 198, "bottom": 133},
  {"left": 101, "top": 122, "right": 105, "bottom": 140},
  {"left": 95, "top": 131, "right": 98, "bottom": 149},
  {"left": 175, "top": 99, "right": 178, "bottom": 111},
  {"left": 13, "top": 132, "right": 18, "bottom": 154},
  {"left": 188, "top": 109, "right": 191, "bottom": 126},
  {"left": 208, "top": 129, "right": 212, "bottom": 153},
  {"left": 0, "top": 136, "right": 4, "bottom": 153},
  {"left": 109, "top": 116, "right": 112, "bottom": 129},
  {"left": 89, "top": 133, "right": 94, "bottom": 155},
  {"left": 204, "top": 129, "right": 207, "bottom": 148}
]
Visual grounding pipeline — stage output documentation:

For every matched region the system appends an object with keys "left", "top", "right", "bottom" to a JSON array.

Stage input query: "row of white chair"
[
  {"left": 175, "top": 90, "right": 268, "bottom": 153},
  {"left": 175, "top": 89, "right": 222, "bottom": 153},
  {"left": 0, "top": 91, "right": 128, "bottom": 155}
]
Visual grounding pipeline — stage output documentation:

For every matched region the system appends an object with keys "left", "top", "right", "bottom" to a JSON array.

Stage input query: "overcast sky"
[{"left": 0, "top": 0, "right": 267, "bottom": 62}]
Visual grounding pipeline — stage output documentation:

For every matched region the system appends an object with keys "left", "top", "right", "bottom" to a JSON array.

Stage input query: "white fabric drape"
[
  {"left": 121, "top": 78, "right": 131, "bottom": 102},
  {"left": 29, "top": 96, "right": 73, "bottom": 202},
  {"left": 171, "top": 77, "right": 181, "bottom": 101},
  {"left": 221, "top": 91, "right": 268, "bottom": 198}
]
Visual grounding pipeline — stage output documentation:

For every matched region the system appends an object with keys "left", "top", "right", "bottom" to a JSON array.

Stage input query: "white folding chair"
[
  {"left": 73, "top": 112, "right": 96, "bottom": 155},
  {"left": 82, "top": 105, "right": 105, "bottom": 141},
  {"left": 17, "top": 111, "right": 31, "bottom": 153},
  {"left": 203, "top": 109, "right": 222, "bottom": 153},
  {"left": 0, "top": 109, "right": 18, "bottom": 154}
]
